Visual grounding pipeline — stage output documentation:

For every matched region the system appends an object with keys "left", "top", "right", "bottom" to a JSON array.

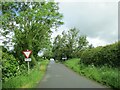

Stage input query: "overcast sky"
[
  {"left": 0, "top": 0, "right": 119, "bottom": 48},
  {"left": 52, "top": 0, "right": 118, "bottom": 47}
]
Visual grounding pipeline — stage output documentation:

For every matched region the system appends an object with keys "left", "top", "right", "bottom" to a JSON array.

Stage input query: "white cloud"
[
  {"left": 55, "top": 1, "right": 118, "bottom": 47},
  {"left": 87, "top": 37, "right": 110, "bottom": 47}
]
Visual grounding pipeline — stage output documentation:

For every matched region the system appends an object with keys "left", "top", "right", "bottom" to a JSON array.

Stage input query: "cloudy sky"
[
  {"left": 52, "top": 0, "right": 118, "bottom": 47},
  {"left": 0, "top": 0, "right": 118, "bottom": 48}
]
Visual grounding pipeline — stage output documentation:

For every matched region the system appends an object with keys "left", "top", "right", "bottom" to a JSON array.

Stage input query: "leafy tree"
[
  {"left": 52, "top": 35, "right": 62, "bottom": 60},
  {"left": 2, "top": 46, "right": 7, "bottom": 53},
  {"left": 42, "top": 43, "right": 53, "bottom": 60},
  {"left": 1, "top": 2, "right": 63, "bottom": 66},
  {"left": 52, "top": 28, "right": 89, "bottom": 61},
  {"left": 88, "top": 44, "right": 94, "bottom": 49},
  {"left": 77, "top": 36, "right": 88, "bottom": 50},
  {"left": 43, "top": 49, "right": 53, "bottom": 60}
]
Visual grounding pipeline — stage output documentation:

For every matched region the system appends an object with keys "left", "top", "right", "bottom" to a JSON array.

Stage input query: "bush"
[
  {"left": 80, "top": 46, "right": 102, "bottom": 66},
  {"left": 2, "top": 52, "right": 19, "bottom": 82},
  {"left": 2, "top": 60, "right": 49, "bottom": 88},
  {"left": 64, "top": 58, "right": 119, "bottom": 88},
  {"left": 81, "top": 41, "right": 119, "bottom": 67}
]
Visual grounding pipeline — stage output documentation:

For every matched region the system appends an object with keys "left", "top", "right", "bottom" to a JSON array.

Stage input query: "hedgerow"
[
  {"left": 81, "top": 41, "right": 119, "bottom": 67},
  {"left": 2, "top": 52, "right": 19, "bottom": 82}
]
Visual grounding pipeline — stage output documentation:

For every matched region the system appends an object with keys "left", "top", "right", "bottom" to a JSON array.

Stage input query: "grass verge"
[
  {"left": 2, "top": 59, "right": 49, "bottom": 88},
  {"left": 64, "top": 58, "right": 119, "bottom": 89}
]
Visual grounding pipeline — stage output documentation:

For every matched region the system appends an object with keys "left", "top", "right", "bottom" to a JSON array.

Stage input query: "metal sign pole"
[
  {"left": 28, "top": 61, "right": 30, "bottom": 74},
  {"left": 22, "top": 49, "right": 32, "bottom": 74}
]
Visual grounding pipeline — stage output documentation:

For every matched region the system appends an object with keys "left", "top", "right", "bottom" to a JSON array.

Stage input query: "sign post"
[
  {"left": 28, "top": 61, "right": 30, "bottom": 74},
  {"left": 22, "top": 49, "right": 32, "bottom": 74}
]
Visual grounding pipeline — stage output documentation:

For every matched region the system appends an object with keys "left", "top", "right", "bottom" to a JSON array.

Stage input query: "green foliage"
[
  {"left": 52, "top": 28, "right": 89, "bottom": 61},
  {"left": 2, "top": 52, "right": 19, "bottom": 82},
  {"left": 81, "top": 41, "right": 119, "bottom": 67},
  {"left": 80, "top": 46, "right": 102, "bottom": 65},
  {"left": 1, "top": 2, "right": 63, "bottom": 66},
  {"left": 1, "top": 2, "right": 62, "bottom": 88},
  {"left": 2, "top": 46, "right": 7, "bottom": 53},
  {"left": 2, "top": 59, "right": 49, "bottom": 88},
  {"left": 52, "top": 35, "right": 63, "bottom": 60},
  {"left": 64, "top": 58, "right": 119, "bottom": 89},
  {"left": 43, "top": 49, "right": 53, "bottom": 60},
  {"left": 30, "top": 55, "right": 37, "bottom": 68}
]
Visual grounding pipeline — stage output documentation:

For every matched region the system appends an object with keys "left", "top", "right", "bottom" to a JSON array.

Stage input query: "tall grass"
[
  {"left": 2, "top": 60, "right": 49, "bottom": 88},
  {"left": 64, "top": 58, "right": 119, "bottom": 89}
]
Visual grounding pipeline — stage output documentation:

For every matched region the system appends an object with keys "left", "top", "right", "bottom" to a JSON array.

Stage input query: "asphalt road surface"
[{"left": 37, "top": 61, "right": 110, "bottom": 88}]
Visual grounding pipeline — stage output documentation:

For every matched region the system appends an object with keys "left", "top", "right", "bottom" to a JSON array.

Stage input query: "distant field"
[{"left": 64, "top": 58, "right": 119, "bottom": 89}]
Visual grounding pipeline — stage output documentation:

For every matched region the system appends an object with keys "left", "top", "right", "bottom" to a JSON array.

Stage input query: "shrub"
[
  {"left": 81, "top": 41, "right": 119, "bottom": 67},
  {"left": 2, "top": 52, "right": 19, "bottom": 82},
  {"left": 80, "top": 46, "right": 102, "bottom": 66},
  {"left": 64, "top": 58, "right": 119, "bottom": 88}
]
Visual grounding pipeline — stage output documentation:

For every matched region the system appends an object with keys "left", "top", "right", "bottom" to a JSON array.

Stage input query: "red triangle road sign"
[{"left": 22, "top": 50, "right": 32, "bottom": 58}]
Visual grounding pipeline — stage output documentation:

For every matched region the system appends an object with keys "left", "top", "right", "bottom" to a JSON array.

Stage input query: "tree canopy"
[
  {"left": 1, "top": 2, "right": 63, "bottom": 65},
  {"left": 52, "top": 28, "right": 89, "bottom": 61}
]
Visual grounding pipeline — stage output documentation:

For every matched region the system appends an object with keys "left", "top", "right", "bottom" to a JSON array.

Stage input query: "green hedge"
[
  {"left": 2, "top": 52, "right": 19, "bottom": 82},
  {"left": 81, "top": 41, "right": 119, "bottom": 67}
]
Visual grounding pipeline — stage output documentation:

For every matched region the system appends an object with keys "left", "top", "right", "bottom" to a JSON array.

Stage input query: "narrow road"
[{"left": 37, "top": 61, "right": 110, "bottom": 88}]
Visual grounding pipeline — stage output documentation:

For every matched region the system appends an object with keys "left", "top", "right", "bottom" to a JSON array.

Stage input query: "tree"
[
  {"left": 42, "top": 43, "right": 53, "bottom": 60},
  {"left": 43, "top": 49, "right": 53, "bottom": 60},
  {"left": 88, "top": 44, "right": 94, "bottom": 49},
  {"left": 52, "top": 35, "right": 62, "bottom": 60},
  {"left": 52, "top": 27, "right": 89, "bottom": 61},
  {"left": 65, "top": 28, "right": 79, "bottom": 58},
  {"left": 1, "top": 2, "right": 63, "bottom": 66},
  {"left": 77, "top": 36, "right": 88, "bottom": 50}
]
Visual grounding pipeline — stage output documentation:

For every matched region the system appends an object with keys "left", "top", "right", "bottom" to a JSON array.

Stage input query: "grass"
[
  {"left": 2, "top": 60, "right": 49, "bottom": 88},
  {"left": 64, "top": 58, "right": 119, "bottom": 89}
]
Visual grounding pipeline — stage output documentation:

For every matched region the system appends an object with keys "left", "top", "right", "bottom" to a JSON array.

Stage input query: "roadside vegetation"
[
  {"left": 80, "top": 42, "right": 119, "bottom": 67},
  {"left": 64, "top": 58, "right": 119, "bottom": 89},
  {"left": 1, "top": 1, "right": 119, "bottom": 89},
  {"left": 51, "top": 27, "right": 119, "bottom": 89},
  {"left": 1, "top": 1, "right": 63, "bottom": 88},
  {"left": 2, "top": 59, "right": 49, "bottom": 88}
]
